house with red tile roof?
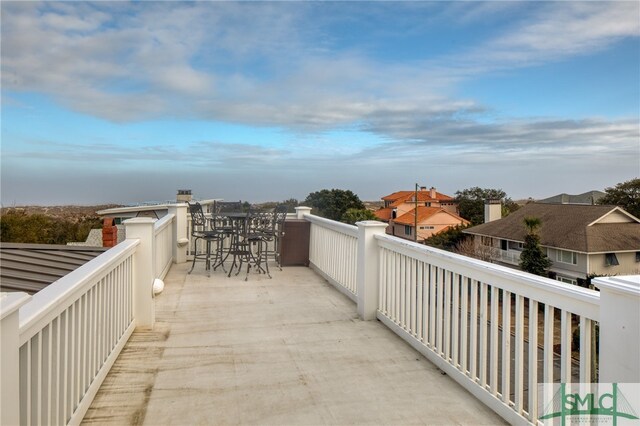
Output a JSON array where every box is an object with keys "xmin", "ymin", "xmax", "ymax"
[
  {"xmin": 389, "ymin": 206, "xmax": 469, "ymax": 242},
  {"xmin": 374, "ymin": 187, "xmax": 467, "ymax": 242}
]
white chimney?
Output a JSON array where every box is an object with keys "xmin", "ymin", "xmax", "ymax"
[
  {"xmin": 484, "ymin": 199, "xmax": 502, "ymax": 223},
  {"xmin": 429, "ymin": 187, "xmax": 436, "ymax": 198},
  {"xmin": 177, "ymin": 189, "xmax": 192, "ymax": 203}
]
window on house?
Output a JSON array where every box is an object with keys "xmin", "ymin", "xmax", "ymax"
[
  {"xmin": 419, "ymin": 226, "xmax": 435, "ymax": 230},
  {"xmin": 605, "ymin": 253, "xmax": 619, "ymax": 266},
  {"xmin": 481, "ymin": 236, "xmax": 493, "ymax": 246},
  {"xmin": 425, "ymin": 202, "xmax": 431, "ymax": 207},
  {"xmin": 404, "ymin": 225, "xmax": 412, "ymax": 236},
  {"xmin": 508, "ymin": 241, "xmax": 524, "ymax": 251},
  {"xmin": 556, "ymin": 249, "xmax": 577, "ymax": 265},
  {"xmin": 636, "ymin": 252, "xmax": 640, "ymax": 262},
  {"xmin": 557, "ymin": 276, "xmax": 577, "ymax": 285},
  {"xmin": 500, "ymin": 240, "xmax": 508, "ymax": 251}
]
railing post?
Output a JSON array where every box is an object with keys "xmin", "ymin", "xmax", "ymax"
[
  {"xmin": 295, "ymin": 206, "xmax": 312, "ymax": 219},
  {"xmin": 594, "ymin": 275, "xmax": 640, "ymax": 383},
  {"xmin": 125, "ymin": 218, "xmax": 156, "ymax": 328},
  {"xmin": 167, "ymin": 203, "xmax": 188, "ymax": 264},
  {"xmin": 1, "ymin": 292, "xmax": 31, "ymax": 425},
  {"xmin": 356, "ymin": 220, "xmax": 388, "ymax": 320}
]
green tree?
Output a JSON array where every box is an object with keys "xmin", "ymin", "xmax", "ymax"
[
  {"xmin": 341, "ymin": 208, "xmax": 376, "ymax": 225},
  {"xmin": 303, "ymin": 189, "xmax": 364, "ymax": 221},
  {"xmin": 519, "ymin": 217, "xmax": 552, "ymax": 277},
  {"xmin": 424, "ymin": 224, "xmax": 471, "ymax": 251},
  {"xmin": 455, "ymin": 187, "xmax": 520, "ymax": 225},
  {"xmin": 0, "ymin": 210, "xmax": 102, "ymax": 244},
  {"xmin": 598, "ymin": 178, "xmax": 640, "ymax": 218}
]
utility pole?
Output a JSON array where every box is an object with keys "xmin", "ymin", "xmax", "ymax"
[{"xmin": 414, "ymin": 183, "xmax": 419, "ymax": 242}]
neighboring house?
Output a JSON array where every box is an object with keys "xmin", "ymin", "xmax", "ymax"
[
  {"xmin": 390, "ymin": 206, "xmax": 470, "ymax": 242},
  {"xmin": 463, "ymin": 203, "xmax": 640, "ymax": 285},
  {"xmin": 374, "ymin": 187, "xmax": 465, "ymax": 241},
  {"xmin": 538, "ymin": 190, "xmax": 605, "ymax": 205},
  {"xmin": 375, "ymin": 186, "xmax": 458, "ymax": 221}
]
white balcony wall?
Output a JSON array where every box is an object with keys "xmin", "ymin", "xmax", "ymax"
[
  {"xmin": 153, "ymin": 214, "xmax": 174, "ymax": 280},
  {"xmin": 374, "ymin": 234, "xmax": 600, "ymax": 424},
  {"xmin": 0, "ymin": 207, "xmax": 186, "ymax": 425},
  {"xmin": 306, "ymin": 215, "xmax": 359, "ymax": 301},
  {"xmin": 17, "ymin": 240, "xmax": 139, "ymax": 425},
  {"xmin": 301, "ymin": 211, "xmax": 638, "ymax": 425}
]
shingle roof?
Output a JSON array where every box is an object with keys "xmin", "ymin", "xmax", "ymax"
[
  {"xmin": 463, "ymin": 203, "xmax": 640, "ymax": 253},
  {"xmin": 538, "ymin": 190, "xmax": 605, "ymax": 205},
  {"xmin": 0, "ymin": 243, "xmax": 107, "ymax": 294},
  {"xmin": 394, "ymin": 206, "xmax": 468, "ymax": 226}
]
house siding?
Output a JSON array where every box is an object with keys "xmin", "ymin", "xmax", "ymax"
[{"xmin": 589, "ymin": 252, "xmax": 640, "ymax": 276}]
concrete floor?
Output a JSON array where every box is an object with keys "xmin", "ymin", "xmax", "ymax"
[{"xmin": 83, "ymin": 262, "xmax": 504, "ymax": 425}]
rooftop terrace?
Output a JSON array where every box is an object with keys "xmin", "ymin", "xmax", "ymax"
[
  {"xmin": 83, "ymin": 263, "xmax": 502, "ymax": 425},
  {"xmin": 1, "ymin": 205, "xmax": 638, "ymax": 425}
]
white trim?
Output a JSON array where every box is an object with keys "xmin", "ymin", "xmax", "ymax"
[{"xmin": 587, "ymin": 206, "xmax": 640, "ymax": 226}]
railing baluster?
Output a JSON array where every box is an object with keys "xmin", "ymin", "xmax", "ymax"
[
  {"xmin": 514, "ymin": 295, "xmax": 524, "ymax": 414},
  {"xmin": 579, "ymin": 317, "xmax": 592, "ymax": 384},
  {"xmin": 416, "ymin": 261, "xmax": 424, "ymax": 341},
  {"xmin": 560, "ymin": 310, "xmax": 572, "ymax": 384},
  {"xmin": 444, "ymin": 271, "xmax": 452, "ymax": 361},
  {"xmin": 436, "ymin": 267, "xmax": 444, "ymax": 355},
  {"xmin": 528, "ymin": 298, "xmax": 539, "ymax": 422},
  {"xmin": 469, "ymin": 279, "xmax": 478, "ymax": 380},
  {"xmin": 479, "ymin": 282, "xmax": 488, "ymax": 387},
  {"xmin": 460, "ymin": 277, "xmax": 469, "ymax": 373},
  {"xmin": 429, "ymin": 265, "xmax": 437, "ymax": 348},
  {"xmin": 501, "ymin": 290, "xmax": 512, "ymax": 404},
  {"xmin": 37, "ymin": 330, "xmax": 43, "ymax": 425},
  {"xmin": 452, "ymin": 273, "xmax": 460, "ymax": 368},
  {"xmin": 489, "ymin": 286, "xmax": 499, "ymax": 395},
  {"xmin": 410, "ymin": 258, "xmax": 416, "ymax": 335}
]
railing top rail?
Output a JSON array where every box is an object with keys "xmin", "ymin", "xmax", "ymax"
[
  {"xmin": 18, "ymin": 239, "xmax": 140, "ymax": 345},
  {"xmin": 375, "ymin": 233, "xmax": 600, "ymax": 320},
  {"xmin": 154, "ymin": 213, "xmax": 175, "ymax": 235},
  {"xmin": 304, "ymin": 214, "xmax": 358, "ymax": 238}
]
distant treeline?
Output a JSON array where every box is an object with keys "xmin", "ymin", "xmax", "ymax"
[{"xmin": 0, "ymin": 210, "xmax": 103, "ymax": 245}]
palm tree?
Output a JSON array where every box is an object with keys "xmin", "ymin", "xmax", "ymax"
[{"xmin": 519, "ymin": 216, "xmax": 551, "ymax": 276}]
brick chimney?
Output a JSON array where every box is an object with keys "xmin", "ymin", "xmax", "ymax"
[
  {"xmin": 177, "ymin": 189, "xmax": 192, "ymax": 203},
  {"xmin": 102, "ymin": 218, "xmax": 118, "ymax": 247},
  {"xmin": 484, "ymin": 199, "xmax": 502, "ymax": 223}
]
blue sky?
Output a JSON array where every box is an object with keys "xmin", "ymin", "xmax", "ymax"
[{"xmin": 1, "ymin": 1, "xmax": 639, "ymax": 205}]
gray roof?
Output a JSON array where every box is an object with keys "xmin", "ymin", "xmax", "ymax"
[
  {"xmin": 0, "ymin": 243, "xmax": 107, "ymax": 294},
  {"xmin": 538, "ymin": 190, "xmax": 605, "ymax": 205},
  {"xmin": 464, "ymin": 203, "xmax": 640, "ymax": 253}
]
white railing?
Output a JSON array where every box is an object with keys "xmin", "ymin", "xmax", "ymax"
[
  {"xmin": 306, "ymin": 215, "xmax": 359, "ymax": 300},
  {"xmin": 499, "ymin": 249, "xmax": 521, "ymax": 265},
  {"xmin": 1, "ymin": 206, "xmax": 188, "ymax": 425},
  {"xmin": 300, "ymin": 212, "xmax": 639, "ymax": 425},
  {"xmin": 154, "ymin": 214, "xmax": 174, "ymax": 280},
  {"xmin": 17, "ymin": 240, "xmax": 139, "ymax": 425},
  {"xmin": 375, "ymin": 234, "xmax": 599, "ymax": 424}
]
